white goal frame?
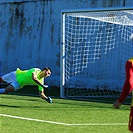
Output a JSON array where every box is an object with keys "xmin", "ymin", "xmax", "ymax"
[{"xmin": 60, "ymin": 7, "xmax": 133, "ymax": 98}]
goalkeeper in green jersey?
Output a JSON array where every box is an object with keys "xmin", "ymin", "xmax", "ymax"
[{"xmin": 0, "ymin": 67, "xmax": 52, "ymax": 103}]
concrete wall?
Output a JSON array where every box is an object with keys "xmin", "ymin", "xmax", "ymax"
[{"xmin": 0, "ymin": 0, "xmax": 132, "ymax": 86}]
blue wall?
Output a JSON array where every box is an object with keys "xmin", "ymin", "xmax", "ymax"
[{"xmin": 0, "ymin": 0, "xmax": 133, "ymax": 86}]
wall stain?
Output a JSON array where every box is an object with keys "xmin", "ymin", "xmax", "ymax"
[
  {"xmin": 50, "ymin": 23, "xmax": 54, "ymax": 43},
  {"xmin": 56, "ymin": 53, "xmax": 60, "ymax": 67},
  {"xmin": 123, "ymin": 0, "xmax": 126, "ymax": 6}
]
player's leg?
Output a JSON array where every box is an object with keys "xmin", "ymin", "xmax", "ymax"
[
  {"xmin": 0, "ymin": 71, "xmax": 17, "ymax": 93},
  {"xmin": 0, "ymin": 81, "xmax": 21, "ymax": 94},
  {"xmin": 0, "ymin": 77, "xmax": 4, "ymax": 82},
  {"xmin": 0, "ymin": 85, "xmax": 14, "ymax": 93},
  {"xmin": 1, "ymin": 71, "xmax": 16, "ymax": 83},
  {"xmin": 0, "ymin": 77, "xmax": 8, "ymax": 93},
  {"xmin": 128, "ymin": 62, "xmax": 133, "ymax": 132},
  {"xmin": 0, "ymin": 88, "xmax": 6, "ymax": 93},
  {"xmin": 129, "ymin": 105, "xmax": 133, "ymax": 132}
]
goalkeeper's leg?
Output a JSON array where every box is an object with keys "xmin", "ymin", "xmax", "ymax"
[
  {"xmin": 1, "ymin": 71, "xmax": 16, "ymax": 83},
  {"xmin": 0, "ymin": 77, "xmax": 3, "ymax": 82},
  {"xmin": 0, "ymin": 82, "xmax": 21, "ymax": 94}
]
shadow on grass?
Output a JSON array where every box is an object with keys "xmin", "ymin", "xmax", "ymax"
[
  {"xmin": 0, "ymin": 104, "xmax": 20, "ymax": 108},
  {"xmin": 0, "ymin": 103, "xmax": 45, "ymax": 110},
  {"xmin": 0, "ymin": 94, "xmax": 130, "ymax": 111},
  {"xmin": 54, "ymin": 99, "xmax": 130, "ymax": 110},
  {"xmin": 0, "ymin": 94, "xmax": 40, "ymax": 102}
]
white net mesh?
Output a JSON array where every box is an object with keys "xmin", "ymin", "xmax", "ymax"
[{"xmin": 61, "ymin": 9, "xmax": 133, "ymax": 98}]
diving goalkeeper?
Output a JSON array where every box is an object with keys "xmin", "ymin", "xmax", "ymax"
[{"xmin": 0, "ymin": 67, "xmax": 52, "ymax": 103}]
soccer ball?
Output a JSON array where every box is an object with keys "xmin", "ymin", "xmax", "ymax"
[{"xmin": 130, "ymin": 34, "xmax": 133, "ymax": 42}]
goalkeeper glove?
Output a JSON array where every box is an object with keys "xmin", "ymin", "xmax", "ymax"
[
  {"xmin": 42, "ymin": 84, "xmax": 50, "ymax": 90},
  {"xmin": 46, "ymin": 97, "xmax": 52, "ymax": 103}
]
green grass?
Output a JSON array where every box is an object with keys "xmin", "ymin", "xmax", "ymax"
[{"xmin": 0, "ymin": 94, "xmax": 131, "ymax": 133}]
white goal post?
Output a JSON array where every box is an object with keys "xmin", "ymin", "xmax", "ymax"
[{"xmin": 60, "ymin": 7, "xmax": 133, "ymax": 98}]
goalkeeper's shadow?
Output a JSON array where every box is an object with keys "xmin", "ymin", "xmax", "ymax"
[{"xmin": 55, "ymin": 98, "xmax": 130, "ymax": 110}]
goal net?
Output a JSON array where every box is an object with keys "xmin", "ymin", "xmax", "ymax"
[{"xmin": 60, "ymin": 8, "xmax": 133, "ymax": 98}]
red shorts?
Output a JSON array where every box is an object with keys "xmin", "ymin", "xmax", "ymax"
[{"xmin": 129, "ymin": 106, "xmax": 133, "ymax": 132}]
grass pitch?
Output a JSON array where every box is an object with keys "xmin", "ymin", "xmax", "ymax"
[{"xmin": 0, "ymin": 94, "xmax": 131, "ymax": 133}]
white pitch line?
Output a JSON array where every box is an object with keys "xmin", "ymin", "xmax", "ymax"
[{"xmin": 0, "ymin": 114, "xmax": 128, "ymax": 126}]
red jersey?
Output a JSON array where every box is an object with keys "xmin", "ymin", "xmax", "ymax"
[{"xmin": 118, "ymin": 57, "xmax": 133, "ymax": 103}]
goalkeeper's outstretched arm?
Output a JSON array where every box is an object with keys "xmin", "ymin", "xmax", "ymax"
[
  {"xmin": 39, "ymin": 90, "xmax": 52, "ymax": 103},
  {"xmin": 39, "ymin": 90, "xmax": 47, "ymax": 100},
  {"xmin": 32, "ymin": 73, "xmax": 45, "ymax": 88}
]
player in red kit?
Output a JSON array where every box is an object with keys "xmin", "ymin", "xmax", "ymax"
[{"xmin": 113, "ymin": 57, "xmax": 133, "ymax": 132}]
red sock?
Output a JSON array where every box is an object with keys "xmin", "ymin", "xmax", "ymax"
[{"xmin": 0, "ymin": 77, "xmax": 3, "ymax": 82}]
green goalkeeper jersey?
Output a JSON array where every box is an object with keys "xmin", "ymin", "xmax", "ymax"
[{"xmin": 16, "ymin": 68, "xmax": 44, "ymax": 91}]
